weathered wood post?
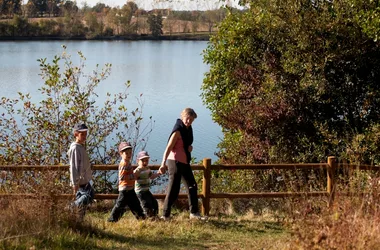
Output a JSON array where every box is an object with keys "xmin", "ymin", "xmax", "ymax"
[
  {"xmin": 327, "ymin": 156, "xmax": 336, "ymax": 208},
  {"xmin": 202, "ymin": 158, "xmax": 211, "ymax": 216}
]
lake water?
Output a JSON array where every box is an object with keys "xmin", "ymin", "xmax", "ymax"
[{"xmin": 0, "ymin": 40, "xmax": 222, "ymax": 163}]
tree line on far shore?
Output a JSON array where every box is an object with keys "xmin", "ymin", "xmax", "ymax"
[{"xmin": 0, "ymin": 0, "xmax": 241, "ymax": 38}]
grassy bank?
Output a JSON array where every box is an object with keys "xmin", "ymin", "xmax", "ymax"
[
  {"xmin": 4, "ymin": 189, "xmax": 380, "ymax": 249},
  {"xmin": 0, "ymin": 200, "xmax": 288, "ymax": 250}
]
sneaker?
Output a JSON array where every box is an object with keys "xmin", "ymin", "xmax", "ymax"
[
  {"xmin": 160, "ymin": 216, "xmax": 170, "ymax": 221},
  {"xmin": 107, "ymin": 218, "xmax": 116, "ymax": 223},
  {"xmin": 189, "ymin": 212, "xmax": 207, "ymax": 221},
  {"xmin": 148, "ymin": 215, "xmax": 159, "ymax": 221}
]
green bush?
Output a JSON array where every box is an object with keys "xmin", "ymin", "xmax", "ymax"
[{"xmin": 0, "ymin": 46, "xmax": 153, "ymax": 193}]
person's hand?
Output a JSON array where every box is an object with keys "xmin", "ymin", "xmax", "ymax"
[
  {"xmin": 158, "ymin": 164, "xmax": 167, "ymax": 175},
  {"xmin": 188, "ymin": 145, "xmax": 193, "ymax": 152},
  {"xmin": 158, "ymin": 166, "xmax": 165, "ymax": 175}
]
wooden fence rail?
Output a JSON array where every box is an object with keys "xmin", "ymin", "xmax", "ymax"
[{"xmin": 1, "ymin": 156, "xmax": 379, "ymax": 215}]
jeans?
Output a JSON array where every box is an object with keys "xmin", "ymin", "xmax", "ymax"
[
  {"xmin": 162, "ymin": 160, "xmax": 199, "ymax": 217},
  {"xmin": 74, "ymin": 183, "xmax": 95, "ymax": 208},
  {"xmin": 72, "ymin": 183, "xmax": 94, "ymax": 218},
  {"xmin": 108, "ymin": 189, "xmax": 145, "ymax": 222},
  {"xmin": 136, "ymin": 190, "xmax": 158, "ymax": 217}
]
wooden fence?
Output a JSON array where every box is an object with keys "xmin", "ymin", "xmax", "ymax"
[{"xmin": 1, "ymin": 156, "xmax": 380, "ymax": 215}]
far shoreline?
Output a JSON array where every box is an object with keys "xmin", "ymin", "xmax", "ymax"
[{"xmin": 0, "ymin": 33, "xmax": 211, "ymax": 41}]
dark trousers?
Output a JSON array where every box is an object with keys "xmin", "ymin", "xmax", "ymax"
[
  {"xmin": 108, "ymin": 189, "xmax": 145, "ymax": 222},
  {"xmin": 162, "ymin": 160, "xmax": 199, "ymax": 217},
  {"xmin": 137, "ymin": 190, "xmax": 158, "ymax": 217}
]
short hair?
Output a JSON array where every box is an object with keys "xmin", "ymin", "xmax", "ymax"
[{"xmin": 181, "ymin": 108, "xmax": 197, "ymax": 119}]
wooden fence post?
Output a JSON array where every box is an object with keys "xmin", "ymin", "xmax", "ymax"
[
  {"xmin": 202, "ymin": 158, "xmax": 211, "ymax": 216},
  {"xmin": 327, "ymin": 156, "xmax": 336, "ymax": 208}
]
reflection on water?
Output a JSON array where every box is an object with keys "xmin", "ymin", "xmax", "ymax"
[{"xmin": 0, "ymin": 40, "xmax": 222, "ymax": 163}]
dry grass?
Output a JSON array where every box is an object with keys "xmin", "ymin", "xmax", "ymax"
[
  {"xmin": 4, "ymin": 170, "xmax": 380, "ymax": 249},
  {"xmin": 5, "ymin": 189, "xmax": 380, "ymax": 249},
  {"xmin": 4, "ymin": 194, "xmax": 380, "ymax": 250},
  {"xmin": 284, "ymin": 191, "xmax": 380, "ymax": 249},
  {"xmin": 0, "ymin": 197, "xmax": 288, "ymax": 250}
]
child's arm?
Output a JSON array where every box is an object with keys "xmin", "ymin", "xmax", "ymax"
[
  {"xmin": 150, "ymin": 171, "xmax": 160, "ymax": 179},
  {"xmin": 133, "ymin": 167, "xmax": 141, "ymax": 179}
]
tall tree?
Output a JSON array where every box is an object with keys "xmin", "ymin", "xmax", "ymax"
[
  {"xmin": 25, "ymin": 0, "xmax": 38, "ymax": 17},
  {"xmin": 29, "ymin": 0, "xmax": 47, "ymax": 16},
  {"xmin": 147, "ymin": 14, "xmax": 163, "ymax": 37},
  {"xmin": 84, "ymin": 11, "xmax": 103, "ymax": 38},
  {"xmin": 11, "ymin": 15, "xmax": 29, "ymax": 36},
  {"xmin": 46, "ymin": 0, "xmax": 60, "ymax": 16},
  {"xmin": 120, "ymin": 2, "xmax": 135, "ymax": 34},
  {"xmin": 0, "ymin": 0, "xmax": 22, "ymax": 16},
  {"xmin": 63, "ymin": 14, "xmax": 85, "ymax": 36},
  {"xmin": 61, "ymin": 0, "xmax": 78, "ymax": 14},
  {"xmin": 105, "ymin": 8, "xmax": 119, "ymax": 35},
  {"xmin": 92, "ymin": 2, "xmax": 109, "ymax": 13},
  {"xmin": 105, "ymin": 4, "xmax": 135, "ymax": 36},
  {"xmin": 202, "ymin": 0, "xmax": 380, "ymax": 165},
  {"xmin": 201, "ymin": 9, "xmax": 219, "ymax": 33},
  {"xmin": 126, "ymin": 0, "xmax": 138, "ymax": 15}
]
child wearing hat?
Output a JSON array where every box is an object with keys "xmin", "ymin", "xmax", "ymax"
[
  {"xmin": 133, "ymin": 151, "xmax": 160, "ymax": 218},
  {"xmin": 107, "ymin": 142, "xmax": 145, "ymax": 222},
  {"xmin": 68, "ymin": 123, "xmax": 94, "ymax": 220}
]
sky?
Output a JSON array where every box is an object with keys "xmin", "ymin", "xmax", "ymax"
[{"xmin": 79, "ymin": 0, "xmax": 245, "ymax": 10}]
